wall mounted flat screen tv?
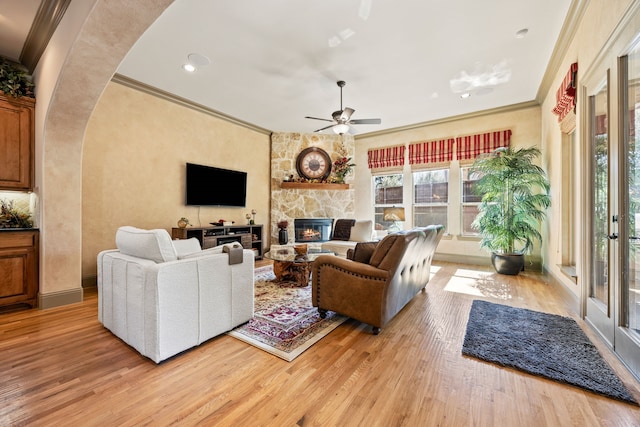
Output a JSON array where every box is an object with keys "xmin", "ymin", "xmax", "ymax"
[{"xmin": 186, "ymin": 162, "xmax": 247, "ymax": 207}]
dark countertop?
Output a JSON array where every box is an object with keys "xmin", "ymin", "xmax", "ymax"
[{"xmin": 0, "ymin": 228, "xmax": 39, "ymax": 231}]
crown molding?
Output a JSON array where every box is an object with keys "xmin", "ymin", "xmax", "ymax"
[
  {"xmin": 535, "ymin": 0, "xmax": 589, "ymax": 104},
  {"xmin": 355, "ymin": 100, "xmax": 540, "ymax": 139},
  {"xmin": 111, "ymin": 74, "xmax": 272, "ymax": 135},
  {"xmin": 20, "ymin": 0, "xmax": 72, "ymax": 72}
]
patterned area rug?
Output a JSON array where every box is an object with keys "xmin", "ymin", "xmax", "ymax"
[
  {"xmin": 227, "ymin": 266, "xmax": 347, "ymax": 361},
  {"xmin": 462, "ymin": 300, "xmax": 638, "ymax": 405}
]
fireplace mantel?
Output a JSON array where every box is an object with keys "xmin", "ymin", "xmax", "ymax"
[{"xmin": 281, "ymin": 182, "xmax": 349, "ymax": 190}]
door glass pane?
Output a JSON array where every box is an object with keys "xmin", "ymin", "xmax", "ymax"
[
  {"xmin": 591, "ymin": 81, "xmax": 609, "ymax": 307},
  {"xmin": 625, "ymin": 51, "xmax": 640, "ymax": 334}
]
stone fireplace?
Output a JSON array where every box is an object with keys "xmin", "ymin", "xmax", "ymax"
[
  {"xmin": 270, "ymin": 132, "xmax": 355, "ymax": 245},
  {"xmin": 294, "ymin": 218, "xmax": 333, "ymax": 243}
]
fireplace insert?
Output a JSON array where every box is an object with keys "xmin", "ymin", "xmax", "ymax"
[{"xmin": 294, "ymin": 218, "xmax": 334, "ymax": 243}]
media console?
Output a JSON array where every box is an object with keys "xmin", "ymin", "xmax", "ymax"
[{"xmin": 171, "ymin": 224, "xmax": 263, "ymax": 259}]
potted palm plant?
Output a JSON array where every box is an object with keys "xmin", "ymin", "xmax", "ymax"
[{"xmin": 470, "ymin": 146, "xmax": 550, "ymax": 275}]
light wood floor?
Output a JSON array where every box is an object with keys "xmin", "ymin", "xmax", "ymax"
[{"xmin": 1, "ymin": 261, "xmax": 639, "ymax": 426}]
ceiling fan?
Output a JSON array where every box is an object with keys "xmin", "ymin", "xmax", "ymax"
[{"xmin": 305, "ymin": 80, "xmax": 381, "ymax": 134}]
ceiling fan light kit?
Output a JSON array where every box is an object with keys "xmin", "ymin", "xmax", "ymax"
[
  {"xmin": 305, "ymin": 80, "xmax": 381, "ymax": 134},
  {"xmin": 332, "ymin": 124, "xmax": 350, "ymax": 134}
]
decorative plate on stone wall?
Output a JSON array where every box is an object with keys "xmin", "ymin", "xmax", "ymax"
[{"xmin": 295, "ymin": 147, "xmax": 332, "ymax": 181}]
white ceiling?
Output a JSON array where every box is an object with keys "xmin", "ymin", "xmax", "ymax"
[{"xmin": 1, "ymin": 0, "xmax": 573, "ymax": 135}]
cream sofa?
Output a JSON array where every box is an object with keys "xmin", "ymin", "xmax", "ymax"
[
  {"xmin": 98, "ymin": 226, "xmax": 254, "ymax": 363},
  {"xmin": 321, "ymin": 219, "xmax": 375, "ymax": 257}
]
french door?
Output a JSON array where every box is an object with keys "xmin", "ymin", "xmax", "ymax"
[
  {"xmin": 586, "ymin": 74, "xmax": 615, "ymax": 345},
  {"xmin": 585, "ymin": 30, "xmax": 640, "ymax": 380}
]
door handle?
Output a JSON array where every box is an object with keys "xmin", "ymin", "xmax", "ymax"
[
  {"xmin": 630, "ymin": 236, "xmax": 640, "ymax": 240},
  {"xmin": 608, "ymin": 233, "xmax": 618, "ymax": 240}
]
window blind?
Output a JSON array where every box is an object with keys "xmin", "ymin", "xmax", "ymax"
[
  {"xmin": 367, "ymin": 145, "xmax": 405, "ymax": 169},
  {"xmin": 408, "ymin": 138, "xmax": 454, "ymax": 166},
  {"xmin": 455, "ymin": 129, "xmax": 512, "ymax": 161},
  {"xmin": 552, "ymin": 62, "xmax": 578, "ymax": 122}
]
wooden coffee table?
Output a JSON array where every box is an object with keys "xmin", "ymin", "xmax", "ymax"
[{"xmin": 264, "ymin": 247, "xmax": 334, "ymax": 286}]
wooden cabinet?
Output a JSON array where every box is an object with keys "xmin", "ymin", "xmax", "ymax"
[
  {"xmin": 0, "ymin": 230, "xmax": 39, "ymax": 309},
  {"xmin": 0, "ymin": 93, "xmax": 35, "ymax": 191},
  {"xmin": 172, "ymin": 224, "xmax": 263, "ymax": 259}
]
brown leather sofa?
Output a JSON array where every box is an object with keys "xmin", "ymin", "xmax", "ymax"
[{"xmin": 311, "ymin": 225, "xmax": 444, "ymax": 334}]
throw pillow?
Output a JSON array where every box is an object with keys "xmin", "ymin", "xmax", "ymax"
[
  {"xmin": 178, "ymin": 242, "xmax": 242, "ymax": 260},
  {"xmin": 332, "ymin": 219, "xmax": 355, "ymax": 241},
  {"xmin": 116, "ymin": 226, "xmax": 177, "ymax": 263},
  {"xmin": 349, "ymin": 220, "xmax": 374, "ymax": 242},
  {"xmin": 172, "ymin": 238, "xmax": 202, "ymax": 257},
  {"xmin": 350, "ymin": 241, "xmax": 378, "ymax": 264},
  {"xmin": 368, "ymin": 233, "xmax": 399, "ymax": 268}
]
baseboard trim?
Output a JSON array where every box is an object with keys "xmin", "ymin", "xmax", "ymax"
[
  {"xmin": 434, "ymin": 253, "xmax": 544, "ymax": 272},
  {"xmin": 434, "ymin": 253, "xmax": 491, "ymax": 266},
  {"xmin": 82, "ymin": 275, "xmax": 97, "ymax": 288},
  {"xmin": 543, "ymin": 266, "xmax": 580, "ymax": 315},
  {"xmin": 39, "ymin": 288, "xmax": 83, "ymax": 309}
]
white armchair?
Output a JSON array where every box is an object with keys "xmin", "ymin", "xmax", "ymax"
[{"xmin": 98, "ymin": 226, "xmax": 254, "ymax": 363}]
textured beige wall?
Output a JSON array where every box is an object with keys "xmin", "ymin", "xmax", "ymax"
[
  {"xmin": 82, "ymin": 82, "xmax": 270, "ymax": 279},
  {"xmin": 355, "ymin": 105, "xmax": 542, "ymax": 263},
  {"xmin": 31, "ymin": 0, "xmax": 172, "ymax": 302},
  {"xmin": 540, "ymin": 0, "xmax": 634, "ymax": 298}
]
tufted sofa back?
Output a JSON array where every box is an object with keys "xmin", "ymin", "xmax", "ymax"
[{"xmin": 369, "ymin": 225, "xmax": 444, "ymax": 320}]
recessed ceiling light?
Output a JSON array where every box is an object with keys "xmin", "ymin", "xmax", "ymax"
[
  {"xmin": 460, "ymin": 92, "xmax": 471, "ymax": 99},
  {"xmin": 515, "ymin": 28, "xmax": 529, "ymax": 39},
  {"xmin": 182, "ymin": 63, "xmax": 196, "ymax": 72}
]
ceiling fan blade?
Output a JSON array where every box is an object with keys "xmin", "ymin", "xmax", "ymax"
[
  {"xmin": 313, "ymin": 124, "xmax": 334, "ymax": 132},
  {"xmin": 349, "ymin": 118, "xmax": 381, "ymax": 125},
  {"xmin": 305, "ymin": 116, "xmax": 334, "ymax": 123},
  {"xmin": 340, "ymin": 107, "xmax": 355, "ymax": 121}
]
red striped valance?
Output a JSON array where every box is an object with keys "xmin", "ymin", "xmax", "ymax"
[
  {"xmin": 552, "ymin": 62, "xmax": 578, "ymax": 122},
  {"xmin": 367, "ymin": 145, "xmax": 405, "ymax": 169},
  {"xmin": 409, "ymin": 139, "xmax": 454, "ymax": 165},
  {"xmin": 456, "ymin": 129, "xmax": 512, "ymax": 161}
]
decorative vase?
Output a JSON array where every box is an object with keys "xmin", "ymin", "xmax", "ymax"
[
  {"xmin": 278, "ymin": 229, "xmax": 288, "ymax": 245},
  {"xmin": 177, "ymin": 219, "xmax": 188, "ymax": 229}
]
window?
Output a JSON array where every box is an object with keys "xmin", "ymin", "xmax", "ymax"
[
  {"xmin": 373, "ymin": 174, "xmax": 403, "ymax": 231},
  {"xmin": 413, "ymin": 169, "xmax": 448, "ymax": 229},
  {"xmin": 461, "ymin": 167, "xmax": 482, "ymax": 235},
  {"xmin": 560, "ymin": 131, "xmax": 577, "ymax": 273}
]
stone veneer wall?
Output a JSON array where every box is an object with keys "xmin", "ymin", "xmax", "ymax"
[{"xmin": 270, "ymin": 132, "xmax": 356, "ymax": 245}]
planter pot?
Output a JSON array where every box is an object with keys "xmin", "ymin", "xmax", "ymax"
[
  {"xmin": 278, "ymin": 229, "xmax": 288, "ymax": 245},
  {"xmin": 491, "ymin": 253, "xmax": 525, "ymax": 275}
]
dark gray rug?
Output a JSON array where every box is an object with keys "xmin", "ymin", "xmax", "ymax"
[{"xmin": 462, "ymin": 300, "xmax": 638, "ymax": 405}]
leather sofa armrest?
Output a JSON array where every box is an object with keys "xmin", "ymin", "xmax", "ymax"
[{"xmin": 311, "ymin": 255, "xmax": 390, "ymax": 328}]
